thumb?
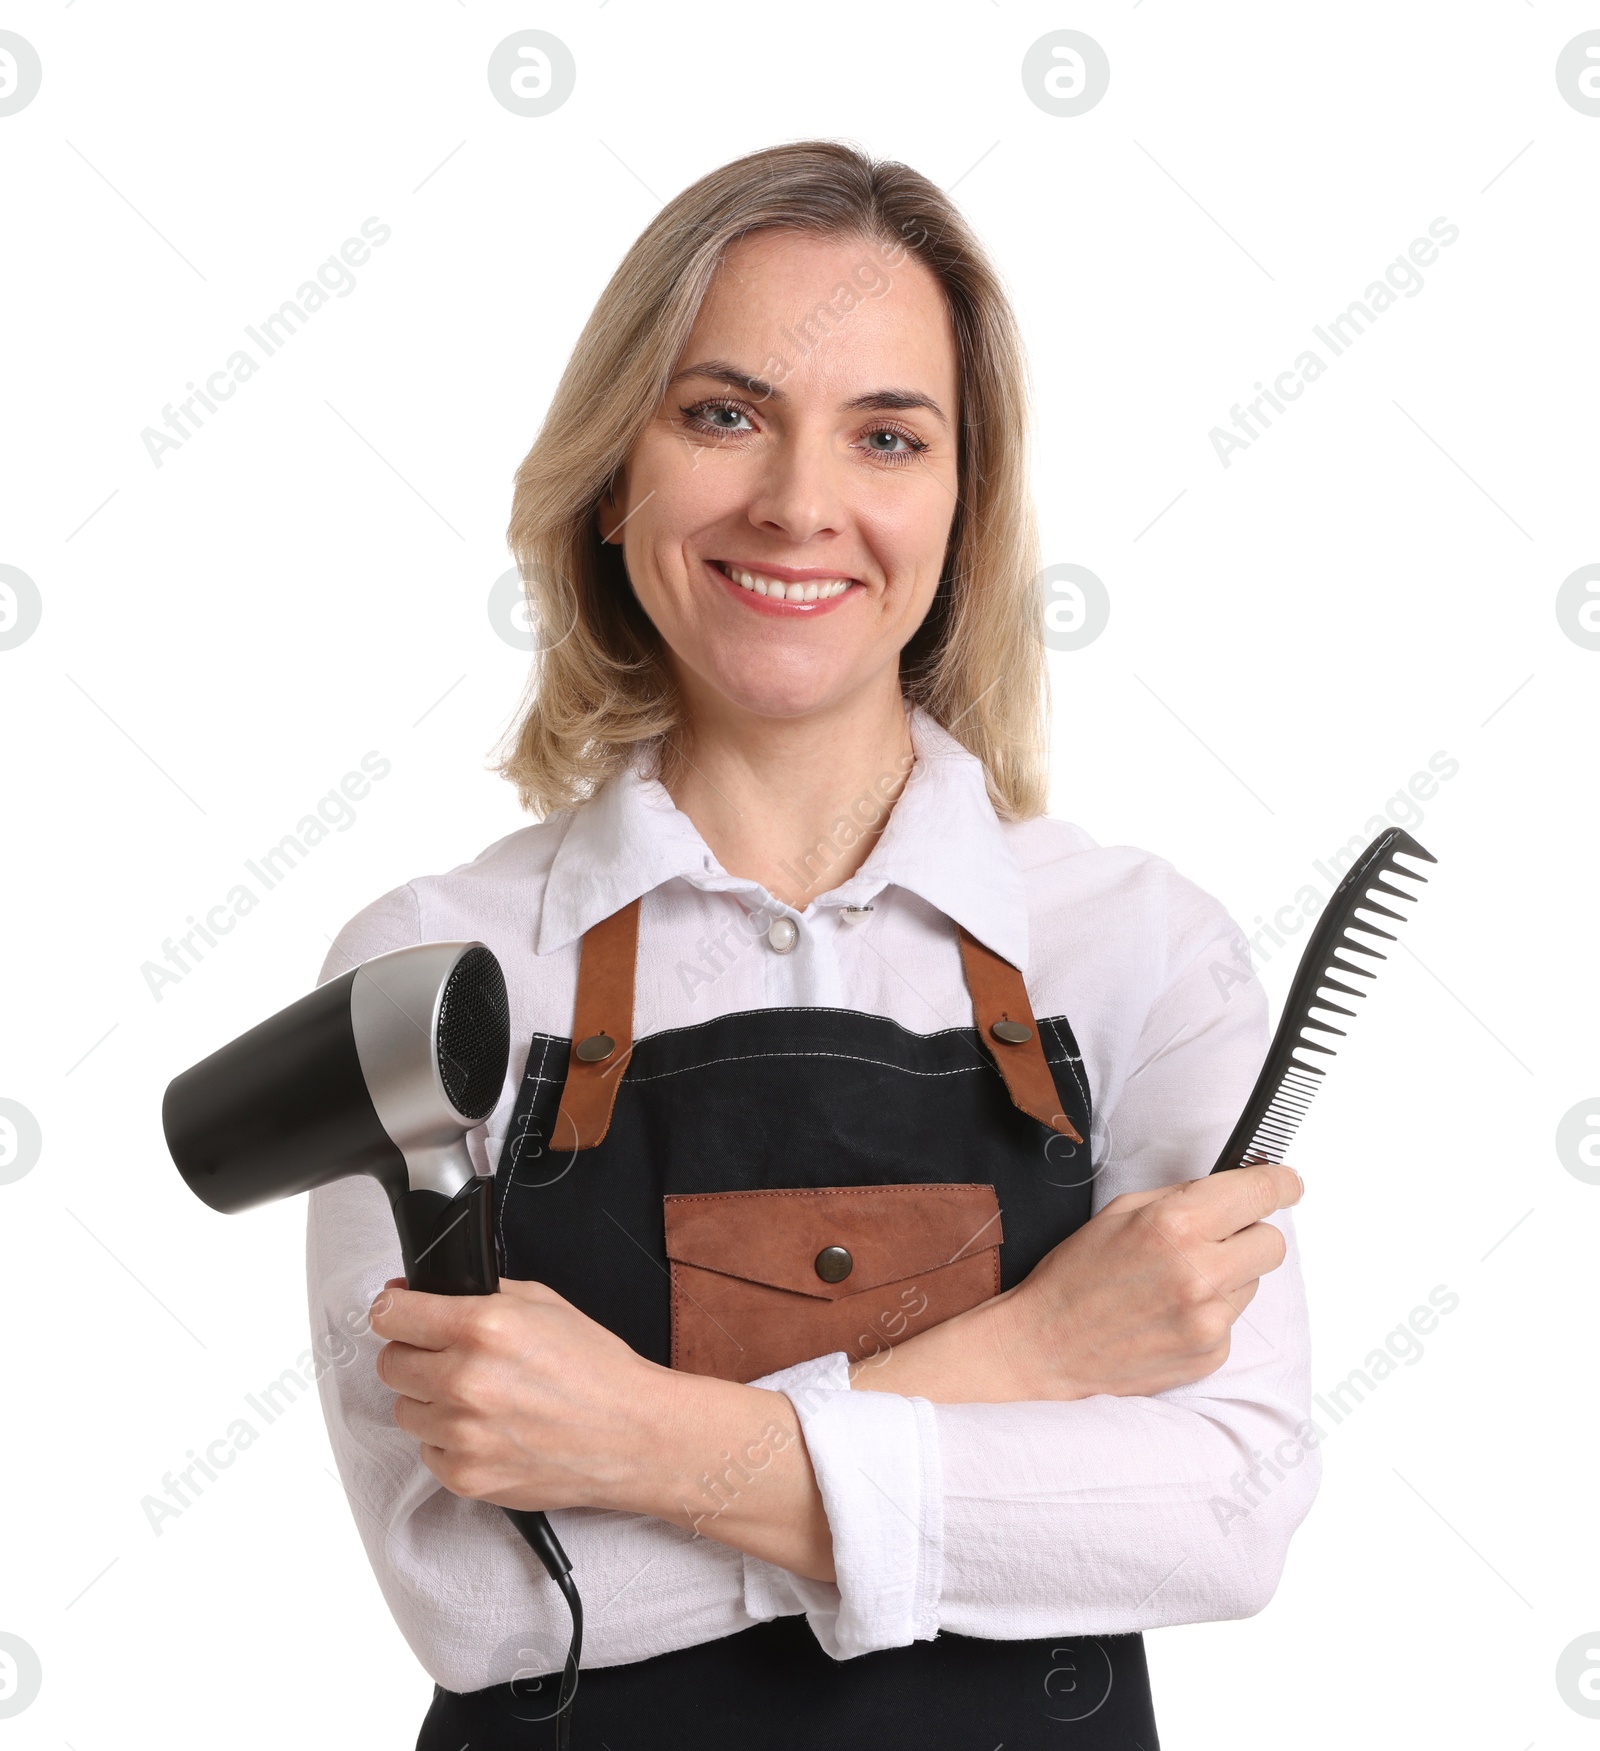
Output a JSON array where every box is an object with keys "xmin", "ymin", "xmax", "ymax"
[
  {"xmin": 496, "ymin": 1277, "xmax": 572, "ymax": 1310},
  {"xmin": 1110, "ymin": 1186, "xmax": 1168, "ymax": 1214}
]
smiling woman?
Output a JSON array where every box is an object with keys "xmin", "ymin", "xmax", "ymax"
[
  {"xmin": 308, "ymin": 139, "xmax": 1315, "ymax": 1751},
  {"xmin": 497, "ymin": 140, "xmax": 1046, "ymax": 827}
]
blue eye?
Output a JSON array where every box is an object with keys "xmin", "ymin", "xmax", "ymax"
[
  {"xmin": 858, "ymin": 426, "xmax": 928, "ymax": 465},
  {"xmin": 677, "ymin": 399, "xmax": 930, "ymax": 467},
  {"xmin": 681, "ymin": 399, "xmax": 752, "ymax": 434}
]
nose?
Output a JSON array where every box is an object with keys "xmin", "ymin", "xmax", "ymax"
[{"xmin": 741, "ymin": 427, "xmax": 849, "ymax": 546}]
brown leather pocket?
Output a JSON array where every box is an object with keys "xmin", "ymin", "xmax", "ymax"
[{"xmin": 663, "ymin": 1183, "xmax": 1003, "ymax": 1384}]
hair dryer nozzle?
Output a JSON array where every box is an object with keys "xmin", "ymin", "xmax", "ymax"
[
  {"xmin": 162, "ymin": 938, "xmax": 572, "ymax": 1618},
  {"xmin": 162, "ymin": 941, "xmax": 510, "ymax": 1225}
]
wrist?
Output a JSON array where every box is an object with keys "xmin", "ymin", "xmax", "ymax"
[
  {"xmin": 634, "ymin": 1374, "xmax": 835, "ymax": 1579},
  {"xmin": 570, "ymin": 1356, "xmax": 695, "ymax": 1518},
  {"xmin": 850, "ymin": 1290, "xmax": 1016, "ymax": 1400},
  {"xmin": 982, "ymin": 1282, "xmax": 1066, "ymax": 1400},
  {"xmin": 613, "ymin": 1366, "xmax": 792, "ymax": 1530},
  {"xmin": 850, "ymin": 1284, "xmax": 1085, "ymax": 1404}
]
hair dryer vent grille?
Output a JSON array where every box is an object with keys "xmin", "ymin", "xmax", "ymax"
[{"xmin": 436, "ymin": 945, "xmax": 510, "ymax": 1121}]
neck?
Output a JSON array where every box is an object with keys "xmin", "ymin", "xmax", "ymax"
[{"xmin": 660, "ymin": 678, "xmax": 917, "ymax": 911}]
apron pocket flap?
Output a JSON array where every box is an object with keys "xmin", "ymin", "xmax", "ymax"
[
  {"xmin": 662, "ymin": 1183, "xmax": 1002, "ymax": 1299},
  {"xmin": 664, "ymin": 1184, "xmax": 1003, "ymax": 1383}
]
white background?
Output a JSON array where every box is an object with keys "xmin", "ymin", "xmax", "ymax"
[{"xmin": 2, "ymin": 2, "xmax": 1595, "ymax": 1744}]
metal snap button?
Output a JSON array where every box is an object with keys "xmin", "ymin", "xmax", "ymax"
[
  {"xmin": 814, "ymin": 1245, "xmax": 853, "ymax": 1283},
  {"xmin": 575, "ymin": 1032, "xmax": 616, "ymax": 1062},
  {"xmin": 766, "ymin": 916, "xmax": 799, "ymax": 954},
  {"xmin": 991, "ymin": 1019, "xmax": 1033, "ymax": 1045}
]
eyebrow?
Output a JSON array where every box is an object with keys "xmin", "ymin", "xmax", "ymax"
[{"xmin": 666, "ymin": 358, "xmax": 948, "ymax": 427}]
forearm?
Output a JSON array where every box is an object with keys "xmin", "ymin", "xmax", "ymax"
[
  {"xmin": 934, "ymin": 1384, "xmax": 1320, "ymax": 1634},
  {"xmin": 623, "ymin": 1367, "xmax": 837, "ymax": 1582},
  {"xmin": 812, "ymin": 1213, "xmax": 1316, "ymax": 1646},
  {"xmin": 848, "ymin": 1286, "xmax": 1041, "ymax": 1403},
  {"xmin": 934, "ymin": 1228, "xmax": 1319, "ymax": 1634},
  {"xmin": 610, "ymin": 1282, "xmax": 1076, "ymax": 1594},
  {"xmin": 615, "ymin": 1289, "xmax": 1058, "ymax": 1578}
]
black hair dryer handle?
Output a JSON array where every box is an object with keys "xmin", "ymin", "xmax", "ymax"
[
  {"xmin": 389, "ymin": 1179, "xmax": 573, "ymax": 1586},
  {"xmin": 392, "ymin": 1179, "xmax": 501, "ymax": 1295}
]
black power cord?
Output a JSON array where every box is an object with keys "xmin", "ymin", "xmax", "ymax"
[
  {"xmin": 504, "ymin": 1508, "xmax": 582, "ymax": 1746},
  {"xmin": 551, "ymin": 1568, "xmax": 583, "ymax": 1751}
]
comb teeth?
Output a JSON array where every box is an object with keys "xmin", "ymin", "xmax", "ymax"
[
  {"xmin": 1348, "ymin": 918, "xmax": 1398, "ymax": 943},
  {"xmin": 1212, "ymin": 827, "xmax": 1437, "ymax": 1173}
]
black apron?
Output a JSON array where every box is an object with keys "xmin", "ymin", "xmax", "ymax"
[{"xmin": 418, "ymin": 898, "xmax": 1161, "ymax": 1750}]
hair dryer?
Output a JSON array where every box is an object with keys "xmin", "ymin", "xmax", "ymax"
[
  {"xmin": 164, "ymin": 940, "xmax": 513, "ymax": 1294},
  {"xmin": 162, "ymin": 941, "xmax": 580, "ymax": 1728}
]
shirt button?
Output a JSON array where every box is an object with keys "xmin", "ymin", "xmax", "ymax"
[{"xmin": 766, "ymin": 916, "xmax": 799, "ymax": 954}]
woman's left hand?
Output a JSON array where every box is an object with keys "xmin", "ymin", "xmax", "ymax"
[{"xmin": 369, "ymin": 1276, "xmax": 675, "ymax": 1515}]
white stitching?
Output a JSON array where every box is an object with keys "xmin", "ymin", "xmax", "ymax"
[
  {"xmin": 1043, "ymin": 1016, "xmax": 1093, "ymax": 1118},
  {"xmin": 499, "ymin": 1033, "xmax": 553, "ymax": 1220},
  {"xmin": 617, "ymin": 1004, "xmax": 983, "ymax": 1049},
  {"xmin": 623, "ymin": 1049, "xmax": 991, "ymax": 1085},
  {"xmin": 515, "ymin": 1007, "xmax": 1079, "ymax": 1054},
  {"xmin": 504, "ymin": 1015, "xmax": 1092, "ymax": 1111}
]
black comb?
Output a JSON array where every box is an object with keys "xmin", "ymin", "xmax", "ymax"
[{"xmin": 1211, "ymin": 826, "xmax": 1438, "ymax": 1174}]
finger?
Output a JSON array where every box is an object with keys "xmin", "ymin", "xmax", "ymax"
[
  {"xmin": 416, "ymin": 1439, "xmax": 481, "ymax": 1499},
  {"xmin": 1099, "ymin": 1187, "xmax": 1169, "ymax": 1218},
  {"xmin": 495, "ymin": 1278, "xmax": 570, "ymax": 1309},
  {"xmin": 376, "ymin": 1339, "xmax": 445, "ymax": 1401},
  {"xmin": 1166, "ymin": 1161, "xmax": 1304, "ymax": 1241},
  {"xmin": 1190, "ymin": 1274, "xmax": 1260, "ymax": 1336},
  {"xmin": 1229, "ymin": 1276, "xmax": 1261, "ymax": 1313},
  {"xmin": 392, "ymin": 1390, "xmax": 453, "ymax": 1447},
  {"xmin": 368, "ymin": 1284, "xmax": 481, "ymax": 1349},
  {"xmin": 1229, "ymin": 1160, "xmax": 1303, "ymax": 1215},
  {"xmin": 1212, "ymin": 1217, "xmax": 1289, "ymax": 1286}
]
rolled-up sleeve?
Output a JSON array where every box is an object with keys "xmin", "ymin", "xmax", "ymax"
[{"xmin": 741, "ymin": 1356, "xmax": 944, "ymax": 1658}]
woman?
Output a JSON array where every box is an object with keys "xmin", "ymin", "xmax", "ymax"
[{"xmin": 308, "ymin": 140, "xmax": 1316, "ymax": 1749}]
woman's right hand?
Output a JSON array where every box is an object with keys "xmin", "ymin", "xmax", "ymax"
[{"xmin": 851, "ymin": 1161, "xmax": 1303, "ymax": 1404}]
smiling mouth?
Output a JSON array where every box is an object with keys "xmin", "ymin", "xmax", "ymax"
[{"xmin": 711, "ymin": 560, "xmax": 859, "ymax": 604}]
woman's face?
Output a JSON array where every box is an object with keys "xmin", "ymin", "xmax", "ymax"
[{"xmin": 600, "ymin": 227, "xmax": 961, "ymax": 726}]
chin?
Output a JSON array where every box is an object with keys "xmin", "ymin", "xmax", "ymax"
[{"xmin": 694, "ymin": 655, "xmax": 858, "ymax": 723}]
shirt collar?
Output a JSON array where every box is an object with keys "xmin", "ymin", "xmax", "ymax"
[{"xmin": 535, "ymin": 703, "xmax": 1029, "ymax": 970}]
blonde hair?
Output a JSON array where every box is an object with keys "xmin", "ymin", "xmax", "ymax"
[{"xmin": 496, "ymin": 138, "xmax": 1048, "ymax": 819}]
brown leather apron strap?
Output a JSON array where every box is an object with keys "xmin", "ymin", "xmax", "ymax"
[
  {"xmin": 956, "ymin": 925, "xmax": 1085, "ymax": 1143},
  {"xmin": 552, "ymin": 896, "xmax": 1084, "ymax": 1151},
  {"xmin": 550, "ymin": 895, "xmax": 641, "ymax": 1153}
]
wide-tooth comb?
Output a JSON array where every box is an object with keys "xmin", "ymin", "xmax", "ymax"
[{"xmin": 1211, "ymin": 826, "xmax": 1438, "ymax": 1174}]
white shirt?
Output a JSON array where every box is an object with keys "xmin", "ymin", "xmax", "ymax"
[{"xmin": 306, "ymin": 704, "xmax": 1318, "ymax": 1693}]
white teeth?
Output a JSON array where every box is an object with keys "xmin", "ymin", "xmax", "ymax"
[{"xmin": 721, "ymin": 564, "xmax": 854, "ymax": 602}]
